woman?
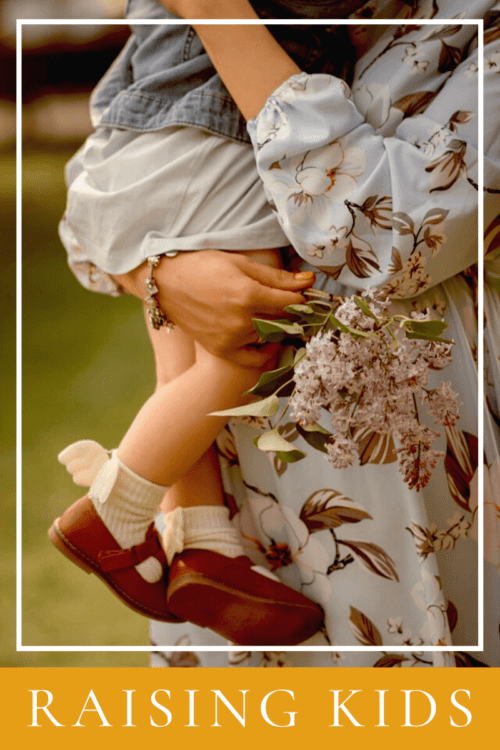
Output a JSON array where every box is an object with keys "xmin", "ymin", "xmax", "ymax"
[{"xmin": 146, "ymin": 0, "xmax": 500, "ymax": 668}]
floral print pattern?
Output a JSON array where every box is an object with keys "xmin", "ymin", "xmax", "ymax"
[
  {"xmin": 150, "ymin": 0, "xmax": 500, "ymax": 669},
  {"xmin": 233, "ymin": 496, "xmax": 332, "ymax": 605}
]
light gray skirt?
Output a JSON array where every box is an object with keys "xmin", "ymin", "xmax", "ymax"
[{"xmin": 59, "ymin": 124, "xmax": 289, "ymax": 296}]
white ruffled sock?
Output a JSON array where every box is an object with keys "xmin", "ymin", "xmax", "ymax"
[
  {"xmin": 58, "ymin": 441, "xmax": 168, "ymax": 583},
  {"xmin": 162, "ymin": 505, "xmax": 278, "ymax": 581}
]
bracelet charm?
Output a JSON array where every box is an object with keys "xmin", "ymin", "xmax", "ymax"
[{"xmin": 144, "ymin": 255, "xmax": 174, "ymax": 331}]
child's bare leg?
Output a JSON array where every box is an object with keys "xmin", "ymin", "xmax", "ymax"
[
  {"xmin": 161, "ymin": 248, "xmax": 283, "ymax": 514},
  {"xmin": 113, "ymin": 248, "xmax": 281, "ymax": 565},
  {"xmin": 133, "ymin": 325, "xmax": 247, "ymax": 561},
  {"xmin": 142, "ymin": 311, "xmax": 236, "ymax": 514},
  {"xmin": 116, "ymin": 248, "xmax": 282, "ymax": 486},
  {"xmin": 140, "ymin": 315, "xmax": 225, "ymax": 511},
  {"xmin": 115, "ymin": 335, "xmax": 270, "ymax": 485},
  {"xmin": 58, "ymin": 250, "xmax": 278, "ymax": 580}
]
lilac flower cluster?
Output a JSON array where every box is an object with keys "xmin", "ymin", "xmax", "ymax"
[{"xmin": 290, "ymin": 295, "xmax": 459, "ymax": 490}]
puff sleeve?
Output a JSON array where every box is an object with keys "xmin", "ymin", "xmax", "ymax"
[{"xmin": 247, "ymin": 16, "xmax": 500, "ymax": 297}]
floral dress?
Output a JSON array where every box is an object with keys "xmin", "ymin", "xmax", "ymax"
[{"xmin": 150, "ymin": 0, "xmax": 500, "ymax": 669}]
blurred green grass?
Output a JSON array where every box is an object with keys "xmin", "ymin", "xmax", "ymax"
[{"xmin": 4, "ymin": 144, "xmax": 165, "ymax": 666}]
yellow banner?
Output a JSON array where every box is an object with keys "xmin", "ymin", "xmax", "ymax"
[{"xmin": 1, "ymin": 667, "xmax": 497, "ymax": 747}]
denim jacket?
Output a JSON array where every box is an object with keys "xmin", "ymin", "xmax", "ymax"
[{"xmin": 90, "ymin": 0, "xmax": 363, "ymax": 143}]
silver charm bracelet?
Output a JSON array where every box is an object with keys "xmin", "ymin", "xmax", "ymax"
[{"xmin": 144, "ymin": 255, "xmax": 174, "ymax": 331}]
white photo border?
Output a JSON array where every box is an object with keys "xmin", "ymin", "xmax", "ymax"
[{"xmin": 17, "ymin": 17, "xmax": 484, "ymax": 653}]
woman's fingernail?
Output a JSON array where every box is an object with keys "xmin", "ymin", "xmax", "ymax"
[{"xmin": 294, "ymin": 271, "xmax": 315, "ymax": 279}]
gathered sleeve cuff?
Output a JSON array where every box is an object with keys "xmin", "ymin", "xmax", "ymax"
[{"xmin": 247, "ymin": 37, "xmax": 498, "ymax": 299}]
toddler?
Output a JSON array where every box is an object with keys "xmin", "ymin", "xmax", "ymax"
[{"xmin": 51, "ymin": 1, "xmax": 354, "ymax": 645}]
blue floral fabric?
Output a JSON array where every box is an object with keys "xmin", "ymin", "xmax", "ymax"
[{"xmin": 150, "ymin": 0, "xmax": 500, "ymax": 669}]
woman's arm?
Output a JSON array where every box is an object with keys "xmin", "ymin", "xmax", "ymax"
[
  {"xmin": 155, "ymin": 0, "xmax": 301, "ymax": 118},
  {"xmin": 202, "ymin": 15, "xmax": 497, "ymax": 297},
  {"xmin": 156, "ymin": 0, "xmax": 256, "ymax": 17},
  {"xmin": 245, "ymin": 18, "xmax": 500, "ymax": 297},
  {"xmin": 157, "ymin": 2, "xmax": 499, "ymax": 298},
  {"xmin": 192, "ymin": 24, "xmax": 300, "ymax": 119}
]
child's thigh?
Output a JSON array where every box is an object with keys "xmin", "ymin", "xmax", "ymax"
[{"xmin": 111, "ymin": 267, "xmax": 196, "ymax": 385}]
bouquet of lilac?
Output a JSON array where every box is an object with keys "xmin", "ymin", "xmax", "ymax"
[{"xmin": 213, "ymin": 289, "xmax": 459, "ymax": 492}]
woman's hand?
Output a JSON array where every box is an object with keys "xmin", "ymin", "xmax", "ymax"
[
  {"xmin": 161, "ymin": 250, "xmax": 314, "ymax": 366},
  {"xmin": 113, "ymin": 250, "xmax": 315, "ymax": 367}
]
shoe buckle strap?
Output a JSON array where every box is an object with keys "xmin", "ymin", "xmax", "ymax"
[{"xmin": 98, "ymin": 534, "xmax": 166, "ymax": 572}]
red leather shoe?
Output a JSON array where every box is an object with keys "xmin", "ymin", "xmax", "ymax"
[
  {"xmin": 48, "ymin": 495, "xmax": 183, "ymax": 623},
  {"xmin": 167, "ymin": 549, "xmax": 324, "ymax": 645}
]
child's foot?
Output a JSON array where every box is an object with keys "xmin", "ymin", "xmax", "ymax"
[
  {"xmin": 58, "ymin": 440, "xmax": 168, "ymax": 582},
  {"xmin": 48, "ymin": 495, "xmax": 182, "ymax": 623},
  {"xmin": 162, "ymin": 505, "xmax": 324, "ymax": 645},
  {"xmin": 49, "ymin": 440, "xmax": 182, "ymax": 623},
  {"xmin": 166, "ymin": 549, "xmax": 324, "ymax": 645}
]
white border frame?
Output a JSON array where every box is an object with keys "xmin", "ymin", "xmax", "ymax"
[{"xmin": 17, "ymin": 17, "xmax": 484, "ymax": 653}]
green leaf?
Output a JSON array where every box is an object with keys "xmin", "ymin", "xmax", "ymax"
[
  {"xmin": 210, "ymin": 393, "xmax": 280, "ymax": 418},
  {"xmin": 327, "ymin": 314, "xmax": 350, "ymax": 333},
  {"xmin": 258, "ymin": 318, "xmax": 305, "ymax": 334},
  {"xmin": 284, "ymin": 304, "xmax": 327, "ymax": 328},
  {"xmin": 324, "ymin": 313, "xmax": 372, "ymax": 339},
  {"xmin": 284, "ymin": 303, "xmax": 315, "ymax": 315},
  {"xmin": 253, "ymin": 429, "xmax": 306, "ymax": 457},
  {"xmin": 349, "ymin": 329, "xmax": 373, "ymax": 339},
  {"xmin": 299, "ymin": 422, "xmax": 331, "ymax": 434},
  {"xmin": 294, "ymin": 347, "xmax": 307, "ymax": 365},
  {"xmin": 299, "ymin": 325, "xmax": 321, "ymax": 341},
  {"xmin": 354, "ymin": 295, "xmax": 378, "ymax": 320},
  {"xmin": 253, "ymin": 318, "xmax": 305, "ymax": 342},
  {"xmin": 296, "ymin": 422, "xmax": 331, "ymax": 454},
  {"xmin": 402, "ymin": 318, "xmax": 448, "ymax": 336},
  {"xmin": 405, "ymin": 332, "xmax": 454, "ymax": 344},
  {"xmin": 247, "ymin": 364, "xmax": 295, "ymax": 398},
  {"xmin": 280, "ymin": 345, "xmax": 296, "ymax": 368},
  {"xmin": 275, "ymin": 450, "xmax": 306, "ymax": 464},
  {"xmin": 309, "ymin": 299, "xmax": 335, "ymax": 312}
]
